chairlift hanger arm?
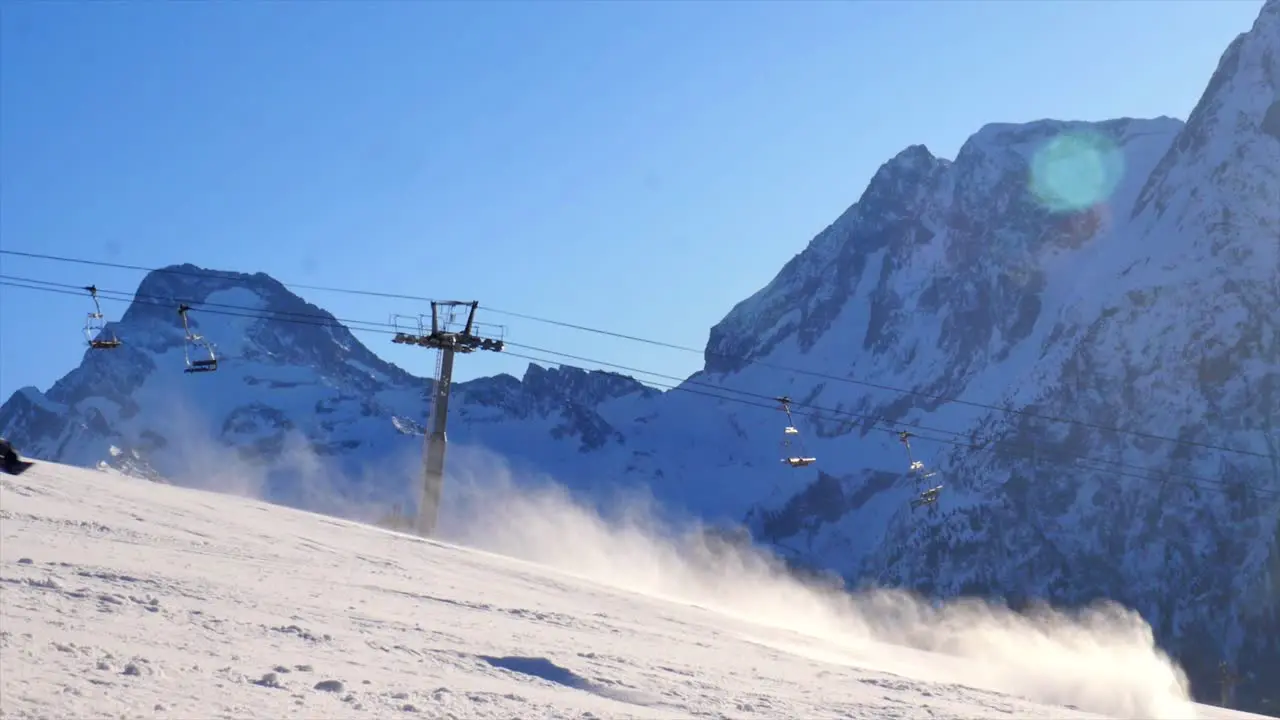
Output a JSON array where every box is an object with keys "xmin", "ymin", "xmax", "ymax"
[{"xmin": 178, "ymin": 304, "xmax": 196, "ymax": 336}]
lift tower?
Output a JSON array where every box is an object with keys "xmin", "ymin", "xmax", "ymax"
[{"xmin": 391, "ymin": 301, "xmax": 504, "ymax": 537}]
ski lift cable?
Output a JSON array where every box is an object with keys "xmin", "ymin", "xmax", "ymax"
[
  {"xmin": 1, "ymin": 278, "xmax": 1274, "ymax": 503},
  {"xmin": 498, "ymin": 340, "xmax": 1266, "ymax": 493},
  {"xmin": 0, "ymin": 276, "xmax": 1272, "ymax": 498},
  {"xmin": 497, "ymin": 344, "xmax": 1279, "ymax": 502},
  {"xmin": 2, "ymin": 274, "xmax": 1249, "ymax": 493},
  {"xmin": 9, "ymin": 269, "xmax": 1271, "ymax": 479},
  {"xmin": 0, "ymin": 249, "xmax": 1269, "ymax": 461},
  {"xmin": 0, "ymin": 273, "xmax": 504, "ymax": 341},
  {"xmin": 0, "ymin": 274, "xmax": 418, "ymax": 333}
]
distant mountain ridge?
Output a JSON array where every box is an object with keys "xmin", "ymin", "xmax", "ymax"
[{"xmin": 3, "ymin": 1, "xmax": 1277, "ymax": 712}]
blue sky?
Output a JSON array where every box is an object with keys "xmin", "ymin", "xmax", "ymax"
[{"xmin": 0, "ymin": 0, "xmax": 1264, "ymax": 402}]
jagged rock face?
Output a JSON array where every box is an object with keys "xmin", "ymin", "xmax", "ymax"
[
  {"xmin": 2, "ymin": 2, "xmax": 1277, "ymax": 714},
  {"xmin": 705, "ymin": 144, "xmax": 951, "ymax": 376},
  {"xmin": 701, "ymin": 115, "xmax": 1190, "ymax": 556},
  {"xmin": 706, "ymin": 116, "xmax": 1186, "ymax": 434},
  {"xmin": 729, "ymin": 4, "xmax": 1279, "ymax": 711},
  {"xmin": 951, "ymin": 6, "xmax": 1278, "ymax": 705}
]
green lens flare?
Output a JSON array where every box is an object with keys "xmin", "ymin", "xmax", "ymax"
[{"xmin": 1029, "ymin": 131, "xmax": 1125, "ymax": 213}]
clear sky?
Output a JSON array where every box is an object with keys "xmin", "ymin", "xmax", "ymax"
[{"xmin": 0, "ymin": 0, "xmax": 1265, "ymax": 402}]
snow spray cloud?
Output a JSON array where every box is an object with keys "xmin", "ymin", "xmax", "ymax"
[
  {"xmin": 439, "ymin": 460, "xmax": 1195, "ymax": 720},
  {"xmin": 149, "ymin": 395, "xmax": 422, "ymax": 524},
  {"xmin": 135, "ymin": 399, "xmax": 271, "ymax": 501}
]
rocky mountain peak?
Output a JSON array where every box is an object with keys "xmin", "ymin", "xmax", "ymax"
[
  {"xmin": 0, "ymin": 265, "xmax": 433, "ymax": 480},
  {"xmin": 861, "ymin": 144, "xmax": 944, "ymax": 203},
  {"xmin": 1133, "ymin": 0, "xmax": 1280, "ymax": 225},
  {"xmin": 95, "ymin": 264, "xmax": 415, "ymax": 390},
  {"xmin": 702, "ymin": 113, "xmax": 1183, "ymax": 386},
  {"xmin": 127, "ymin": 263, "xmax": 284, "ymax": 316},
  {"xmin": 518, "ymin": 363, "xmax": 655, "ymax": 405},
  {"xmin": 702, "ymin": 146, "xmax": 952, "ymax": 376}
]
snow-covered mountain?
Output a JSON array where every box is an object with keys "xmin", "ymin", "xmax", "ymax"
[
  {"xmin": 0, "ymin": 267, "xmax": 658, "ymax": 517},
  {"xmin": 707, "ymin": 2, "xmax": 1279, "ymax": 709},
  {"xmin": 3, "ymin": 0, "xmax": 1278, "ymax": 712}
]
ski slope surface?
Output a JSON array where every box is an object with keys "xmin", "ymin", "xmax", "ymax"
[{"xmin": 0, "ymin": 462, "xmax": 1266, "ymax": 719}]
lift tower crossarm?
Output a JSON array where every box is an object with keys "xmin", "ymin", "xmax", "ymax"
[{"xmin": 390, "ymin": 301, "xmax": 504, "ymax": 538}]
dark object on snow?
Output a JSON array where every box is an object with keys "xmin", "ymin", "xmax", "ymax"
[{"xmin": 0, "ymin": 438, "xmax": 34, "ymax": 476}]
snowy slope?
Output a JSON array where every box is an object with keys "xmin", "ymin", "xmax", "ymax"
[{"xmin": 1, "ymin": 460, "xmax": 1266, "ymax": 720}]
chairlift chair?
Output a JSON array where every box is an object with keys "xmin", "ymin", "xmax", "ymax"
[
  {"xmin": 777, "ymin": 396, "xmax": 816, "ymax": 468},
  {"xmin": 83, "ymin": 285, "xmax": 122, "ymax": 349},
  {"xmin": 898, "ymin": 431, "xmax": 943, "ymax": 510},
  {"xmin": 177, "ymin": 304, "xmax": 218, "ymax": 373},
  {"xmin": 909, "ymin": 485, "xmax": 943, "ymax": 510}
]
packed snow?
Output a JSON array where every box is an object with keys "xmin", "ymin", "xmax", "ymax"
[{"xmin": 0, "ymin": 461, "xmax": 1266, "ymax": 719}]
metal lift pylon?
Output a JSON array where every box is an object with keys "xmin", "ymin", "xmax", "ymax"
[{"xmin": 391, "ymin": 301, "xmax": 504, "ymax": 537}]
